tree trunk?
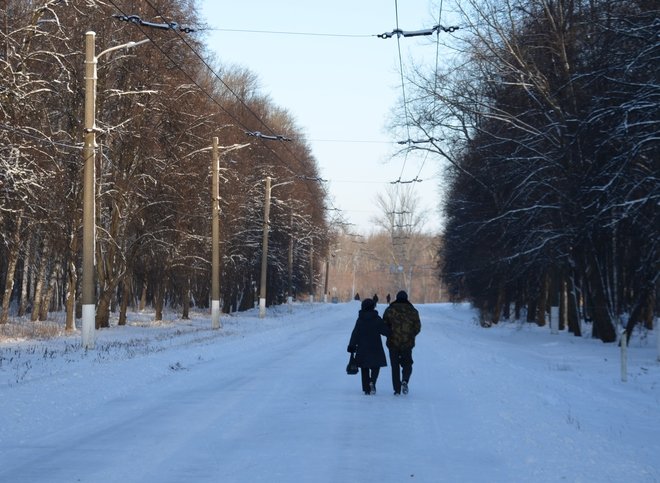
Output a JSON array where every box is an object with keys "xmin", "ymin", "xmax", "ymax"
[
  {"xmin": 154, "ymin": 281, "xmax": 164, "ymax": 321},
  {"xmin": 491, "ymin": 283, "xmax": 505, "ymax": 324},
  {"xmin": 118, "ymin": 278, "xmax": 130, "ymax": 326},
  {"xmin": 18, "ymin": 232, "xmax": 32, "ymax": 317},
  {"xmin": 587, "ymin": 265, "xmax": 616, "ymax": 343},
  {"xmin": 536, "ymin": 272, "xmax": 549, "ymax": 327},
  {"xmin": 565, "ymin": 273, "xmax": 581, "ymax": 337},
  {"xmin": 642, "ymin": 288, "xmax": 655, "ymax": 330},
  {"xmin": 625, "ymin": 282, "xmax": 656, "ymax": 344},
  {"xmin": 96, "ymin": 278, "xmax": 123, "ymax": 328},
  {"xmin": 0, "ymin": 213, "xmax": 22, "ymax": 324},
  {"xmin": 559, "ymin": 278, "xmax": 567, "ymax": 331},
  {"xmin": 30, "ymin": 239, "xmax": 50, "ymax": 322},
  {"xmin": 514, "ymin": 282, "xmax": 523, "ymax": 320},
  {"xmin": 65, "ymin": 231, "xmax": 78, "ymax": 332},
  {"xmin": 96, "ymin": 291, "xmax": 111, "ymax": 329},
  {"xmin": 502, "ymin": 287, "xmax": 511, "ymax": 320},
  {"xmin": 526, "ymin": 298, "xmax": 538, "ymax": 323},
  {"xmin": 65, "ymin": 256, "xmax": 77, "ymax": 332},
  {"xmin": 139, "ymin": 279, "xmax": 147, "ymax": 311},
  {"xmin": 182, "ymin": 276, "xmax": 190, "ymax": 320},
  {"xmin": 39, "ymin": 258, "xmax": 61, "ymax": 321}
]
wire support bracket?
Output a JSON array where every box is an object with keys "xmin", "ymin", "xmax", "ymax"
[
  {"xmin": 245, "ymin": 130, "xmax": 292, "ymax": 142},
  {"xmin": 297, "ymin": 175, "xmax": 328, "ymax": 182},
  {"xmin": 397, "ymin": 137, "xmax": 438, "ymax": 145},
  {"xmin": 390, "ymin": 177, "xmax": 423, "ymax": 184},
  {"xmin": 112, "ymin": 14, "xmax": 196, "ymax": 33},
  {"xmin": 377, "ymin": 24, "xmax": 459, "ymax": 39}
]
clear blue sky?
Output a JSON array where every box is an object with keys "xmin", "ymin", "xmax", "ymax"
[{"xmin": 198, "ymin": 0, "xmax": 448, "ymax": 233}]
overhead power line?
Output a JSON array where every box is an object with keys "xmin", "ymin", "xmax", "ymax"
[
  {"xmin": 135, "ymin": 0, "xmax": 345, "ymax": 216},
  {"xmin": 204, "ymin": 27, "xmax": 372, "ymax": 38},
  {"xmin": 202, "ymin": 26, "xmax": 459, "ymax": 39}
]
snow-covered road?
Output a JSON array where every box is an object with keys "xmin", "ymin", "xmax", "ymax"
[{"xmin": 1, "ymin": 302, "xmax": 658, "ymax": 482}]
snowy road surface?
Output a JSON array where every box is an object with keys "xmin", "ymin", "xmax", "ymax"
[{"xmin": 1, "ymin": 302, "xmax": 658, "ymax": 482}]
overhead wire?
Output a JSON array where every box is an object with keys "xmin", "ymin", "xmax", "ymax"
[
  {"xmin": 389, "ymin": 0, "xmax": 448, "ymax": 228},
  {"xmin": 393, "ymin": 0, "xmax": 413, "ymax": 186},
  {"xmin": 137, "ymin": 1, "xmax": 291, "ymax": 147},
  {"xmin": 202, "ymin": 27, "xmax": 373, "ymax": 38},
  {"xmin": 139, "ymin": 0, "xmax": 346, "ymax": 215},
  {"xmin": 104, "ymin": 1, "xmax": 341, "ymax": 227},
  {"xmin": 109, "ymin": 0, "xmax": 343, "ymax": 216},
  {"xmin": 408, "ymin": 0, "xmax": 445, "ymax": 186},
  {"xmin": 106, "ymin": 1, "xmax": 459, "ymax": 225}
]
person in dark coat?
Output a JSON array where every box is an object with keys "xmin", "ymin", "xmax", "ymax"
[
  {"xmin": 347, "ymin": 298, "xmax": 391, "ymax": 395},
  {"xmin": 386, "ymin": 293, "xmax": 391, "ymax": 304},
  {"xmin": 373, "ymin": 293, "xmax": 379, "ymax": 305},
  {"xmin": 383, "ymin": 290, "xmax": 421, "ymax": 395}
]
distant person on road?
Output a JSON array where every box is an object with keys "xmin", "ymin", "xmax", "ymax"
[
  {"xmin": 354, "ymin": 292, "xmax": 360, "ymax": 301},
  {"xmin": 347, "ymin": 298, "xmax": 391, "ymax": 395},
  {"xmin": 386, "ymin": 293, "xmax": 391, "ymax": 304},
  {"xmin": 373, "ymin": 293, "xmax": 379, "ymax": 305},
  {"xmin": 383, "ymin": 290, "xmax": 421, "ymax": 396}
]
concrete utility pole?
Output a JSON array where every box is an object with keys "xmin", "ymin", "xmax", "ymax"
[
  {"xmin": 259, "ymin": 177, "xmax": 272, "ymax": 318},
  {"xmin": 82, "ymin": 32, "xmax": 149, "ymax": 349},
  {"xmin": 211, "ymin": 137, "xmax": 221, "ymax": 329},
  {"xmin": 258, "ymin": 177, "xmax": 294, "ymax": 318},
  {"xmin": 309, "ymin": 239, "xmax": 314, "ymax": 303},
  {"xmin": 81, "ymin": 32, "xmax": 96, "ymax": 349},
  {"xmin": 323, "ymin": 258, "xmax": 330, "ymax": 303},
  {"xmin": 287, "ymin": 212, "xmax": 293, "ymax": 312}
]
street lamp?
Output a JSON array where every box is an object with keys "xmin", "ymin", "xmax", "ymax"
[
  {"xmin": 209, "ymin": 138, "xmax": 248, "ymax": 329},
  {"xmin": 81, "ymin": 31, "xmax": 150, "ymax": 349},
  {"xmin": 211, "ymin": 137, "xmax": 221, "ymax": 329},
  {"xmin": 258, "ymin": 177, "xmax": 293, "ymax": 318}
]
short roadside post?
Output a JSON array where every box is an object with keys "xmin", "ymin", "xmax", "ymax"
[{"xmin": 620, "ymin": 330, "xmax": 627, "ymax": 382}]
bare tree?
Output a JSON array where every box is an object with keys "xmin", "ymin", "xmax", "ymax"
[{"xmin": 403, "ymin": 0, "xmax": 658, "ymax": 340}]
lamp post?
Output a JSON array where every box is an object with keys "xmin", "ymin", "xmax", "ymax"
[
  {"xmin": 258, "ymin": 177, "xmax": 271, "ymax": 318},
  {"xmin": 81, "ymin": 31, "xmax": 150, "ymax": 349},
  {"xmin": 258, "ymin": 177, "xmax": 294, "ymax": 318},
  {"xmin": 211, "ymin": 137, "xmax": 221, "ymax": 329},
  {"xmin": 324, "ymin": 249, "xmax": 339, "ymax": 303},
  {"xmin": 182, "ymin": 136, "xmax": 246, "ymax": 328},
  {"xmin": 287, "ymin": 212, "xmax": 293, "ymax": 312}
]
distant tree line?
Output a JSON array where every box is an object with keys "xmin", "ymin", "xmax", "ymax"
[
  {"xmin": 327, "ymin": 186, "xmax": 446, "ymax": 304},
  {"xmin": 399, "ymin": 0, "xmax": 657, "ymax": 342},
  {"xmin": 0, "ymin": 0, "xmax": 329, "ymax": 329}
]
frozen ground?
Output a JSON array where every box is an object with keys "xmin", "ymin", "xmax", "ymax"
[{"xmin": 1, "ymin": 302, "xmax": 658, "ymax": 482}]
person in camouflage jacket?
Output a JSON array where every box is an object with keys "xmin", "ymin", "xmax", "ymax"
[{"xmin": 383, "ymin": 290, "xmax": 421, "ymax": 395}]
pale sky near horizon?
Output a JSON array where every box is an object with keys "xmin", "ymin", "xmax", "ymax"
[{"xmin": 197, "ymin": 0, "xmax": 453, "ymax": 234}]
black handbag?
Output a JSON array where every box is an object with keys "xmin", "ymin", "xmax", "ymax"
[{"xmin": 346, "ymin": 353, "xmax": 359, "ymax": 375}]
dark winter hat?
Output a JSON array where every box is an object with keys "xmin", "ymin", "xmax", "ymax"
[
  {"xmin": 395, "ymin": 290, "xmax": 408, "ymax": 302},
  {"xmin": 361, "ymin": 298, "xmax": 375, "ymax": 311}
]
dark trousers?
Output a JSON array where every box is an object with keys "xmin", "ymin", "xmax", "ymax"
[
  {"xmin": 360, "ymin": 367, "xmax": 380, "ymax": 392},
  {"xmin": 388, "ymin": 348, "xmax": 413, "ymax": 394}
]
